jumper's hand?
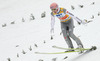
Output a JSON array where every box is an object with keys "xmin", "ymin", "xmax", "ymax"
[
  {"xmin": 81, "ymin": 19, "xmax": 87, "ymax": 25},
  {"xmin": 50, "ymin": 28, "xmax": 54, "ymax": 40}
]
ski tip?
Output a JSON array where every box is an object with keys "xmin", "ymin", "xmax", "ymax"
[
  {"xmin": 35, "ymin": 52, "xmax": 39, "ymax": 54},
  {"xmin": 52, "ymin": 46, "xmax": 56, "ymax": 47},
  {"xmin": 90, "ymin": 46, "xmax": 97, "ymax": 50},
  {"xmin": 92, "ymin": 46, "xmax": 97, "ymax": 50}
]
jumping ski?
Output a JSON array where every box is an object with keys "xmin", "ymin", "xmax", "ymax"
[
  {"xmin": 52, "ymin": 46, "xmax": 96, "ymax": 50},
  {"xmin": 35, "ymin": 46, "xmax": 97, "ymax": 54}
]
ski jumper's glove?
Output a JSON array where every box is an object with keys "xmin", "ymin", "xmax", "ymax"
[{"xmin": 81, "ymin": 19, "xmax": 87, "ymax": 25}]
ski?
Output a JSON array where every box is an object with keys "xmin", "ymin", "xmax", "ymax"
[
  {"xmin": 35, "ymin": 50, "xmax": 80, "ymax": 54},
  {"xmin": 52, "ymin": 46, "xmax": 92, "ymax": 51},
  {"xmin": 35, "ymin": 46, "xmax": 96, "ymax": 54}
]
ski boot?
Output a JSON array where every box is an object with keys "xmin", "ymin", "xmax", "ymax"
[
  {"xmin": 77, "ymin": 45, "xmax": 84, "ymax": 54},
  {"xmin": 65, "ymin": 49, "xmax": 74, "ymax": 52},
  {"xmin": 65, "ymin": 47, "xmax": 74, "ymax": 52}
]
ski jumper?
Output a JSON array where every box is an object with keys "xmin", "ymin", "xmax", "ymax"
[{"xmin": 51, "ymin": 7, "xmax": 83, "ymax": 48}]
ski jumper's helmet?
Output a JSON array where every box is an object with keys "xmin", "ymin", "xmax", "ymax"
[{"xmin": 50, "ymin": 3, "xmax": 58, "ymax": 9}]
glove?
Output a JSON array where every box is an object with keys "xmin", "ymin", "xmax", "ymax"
[
  {"xmin": 81, "ymin": 19, "xmax": 87, "ymax": 25},
  {"xmin": 50, "ymin": 28, "xmax": 54, "ymax": 33}
]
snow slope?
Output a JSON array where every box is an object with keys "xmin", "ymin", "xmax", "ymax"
[{"xmin": 0, "ymin": 0, "xmax": 100, "ymax": 61}]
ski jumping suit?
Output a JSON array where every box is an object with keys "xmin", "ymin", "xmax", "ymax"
[{"xmin": 51, "ymin": 7, "xmax": 83, "ymax": 48}]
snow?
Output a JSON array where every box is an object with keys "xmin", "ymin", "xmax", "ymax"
[{"xmin": 0, "ymin": 0, "xmax": 100, "ymax": 61}]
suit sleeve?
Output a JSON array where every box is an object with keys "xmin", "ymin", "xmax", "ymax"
[
  {"xmin": 51, "ymin": 13, "xmax": 55, "ymax": 29},
  {"xmin": 67, "ymin": 11, "xmax": 82, "ymax": 23}
]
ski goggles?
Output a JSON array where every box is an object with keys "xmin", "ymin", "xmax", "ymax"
[{"xmin": 51, "ymin": 8, "xmax": 57, "ymax": 11}]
